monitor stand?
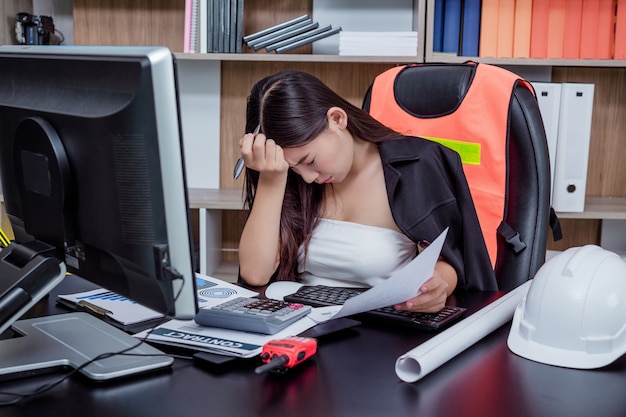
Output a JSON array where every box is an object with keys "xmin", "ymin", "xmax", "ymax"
[
  {"xmin": 0, "ymin": 243, "xmax": 172, "ymax": 381},
  {"xmin": 0, "ymin": 312, "xmax": 173, "ymax": 381}
]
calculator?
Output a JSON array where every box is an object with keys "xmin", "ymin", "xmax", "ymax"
[{"xmin": 194, "ymin": 297, "xmax": 312, "ymax": 335}]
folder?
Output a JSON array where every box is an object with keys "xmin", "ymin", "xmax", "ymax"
[
  {"xmin": 461, "ymin": 0, "xmax": 481, "ymax": 56},
  {"xmin": 580, "ymin": 0, "xmax": 600, "ymax": 59},
  {"xmin": 479, "ymin": 0, "xmax": 499, "ymax": 57},
  {"xmin": 562, "ymin": 0, "xmax": 583, "ymax": 59},
  {"xmin": 529, "ymin": 0, "xmax": 549, "ymax": 58},
  {"xmin": 616, "ymin": 0, "xmax": 626, "ymax": 59},
  {"xmin": 596, "ymin": 0, "xmax": 614, "ymax": 59},
  {"xmin": 552, "ymin": 83, "xmax": 595, "ymax": 213},
  {"xmin": 531, "ymin": 82, "xmax": 562, "ymax": 205},
  {"xmin": 512, "ymin": 0, "xmax": 532, "ymax": 58},
  {"xmin": 433, "ymin": 0, "xmax": 445, "ymax": 52},
  {"xmin": 546, "ymin": 0, "xmax": 566, "ymax": 59},
  {"xmin": 496, "ymin": 0, "xmax": 515, "ymax": 57},
  {"xmin": 442, "ymin": 0, "xmax": 462, "ymax": 55}
]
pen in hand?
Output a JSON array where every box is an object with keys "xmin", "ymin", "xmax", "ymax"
[{"xmin": 233, "ymin": 124, "xmax": 260, "ymax": 180}]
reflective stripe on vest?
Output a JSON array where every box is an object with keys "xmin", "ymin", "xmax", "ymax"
[{"xmin": 369, "ymin": 63, "xmax": 530, "ymax": 266}]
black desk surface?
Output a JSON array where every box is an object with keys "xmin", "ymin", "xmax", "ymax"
[{"xmin": 1, "ymin": 275, "xmax": 625, "ymax": 417}]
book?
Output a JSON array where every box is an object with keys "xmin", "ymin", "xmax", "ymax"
[
  {"xmin": 479, "ymin": 0, "xmax": 499, "ymax": 57},
  {"xmin": 529, "ymin": 0, "xmax": 549, "ymax": 58},
  {"xmin": 311, "ymin": 0, "xmax": 413, "ymax": 55},
  {"xmin": 512, "ymin": 0, "xmax": 532, "ymax": 58},
  {"xmin": 546, "ymin": 0, "xmax": 566, "ymax": 59},
  {"xmin": 562, "ymin": 0, "xmax": 583, "ymax": 59},
  {"xmin": 442, "ymin": 0, "xmax": 462, "ymax": 55},
  {"xmin": 496, "ymin": 0, "xmax": 515, "ymax": 58},
  {"xmin": 461, "ymin": 0, "xmax": 481, "ymax": 56},
  {"xmin": 339, "ymin": 31, "xmax": 418, "ymax": 56}
]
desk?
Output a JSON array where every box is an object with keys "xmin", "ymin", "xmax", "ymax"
[{"xmin": 1, "ymin": 275, "xmax": 625, "ymax": 417}]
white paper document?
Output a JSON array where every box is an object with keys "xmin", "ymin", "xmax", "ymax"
[{"xmin": 331, "ymin": 228, "xmax": 447, "ymax": 319}]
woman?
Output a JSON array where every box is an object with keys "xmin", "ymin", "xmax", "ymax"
[{"xmin": 237, "ymin": 70, "xmax": 497, "ymax": 313}]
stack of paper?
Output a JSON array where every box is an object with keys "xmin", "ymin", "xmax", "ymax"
[{"xmin": 339, "ymin": 31, "xmax": 418, "ymax": 56}]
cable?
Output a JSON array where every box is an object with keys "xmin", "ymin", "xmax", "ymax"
[{"xmin": 0, "ymin": 326, "xmax": 185, "ymax": 407}]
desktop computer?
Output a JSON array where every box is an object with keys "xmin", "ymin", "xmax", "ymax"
[{"xmin": 0, "ymin": 45, "xmax": 198, "ymax": 380}]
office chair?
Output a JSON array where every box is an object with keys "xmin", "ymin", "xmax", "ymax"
[{"xmin": 363, "ymin": 62, "xmax": 559, "ymax": 291}]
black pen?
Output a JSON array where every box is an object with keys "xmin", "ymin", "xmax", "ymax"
[{"xmin": 233, "ymin": 124, "xmax": 260, "ymax": 180}]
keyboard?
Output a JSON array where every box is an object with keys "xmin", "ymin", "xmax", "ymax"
[
  {"xmin": 284, "ymin": 285, "xmax": 466, "ymax": 331},
  {"xmin": 194, "ymin": 297, "xmax": 312, "ymax": 335}
]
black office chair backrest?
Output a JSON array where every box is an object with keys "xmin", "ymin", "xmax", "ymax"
[{"xmin": 363, "ymin": 62, "xmax": 556, "ymax": 291}]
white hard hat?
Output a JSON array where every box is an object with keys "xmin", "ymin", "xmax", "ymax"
[{"xmin": 508, "ymin": 245, "xmax": 626, "ymax": 369}]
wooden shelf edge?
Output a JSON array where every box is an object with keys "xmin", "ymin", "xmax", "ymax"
[
  {"xmin": 175, "ymin": 52, "xmax": 422, "ymax": 63},
  {"xmin": 187, "ymin": 188, "xmax": 245, "ymax": 210},
  {"xmin": 556, "ymin": 197, "xmax": 626, "ymax": 220},
  {"xmin": 425, "ymin": 53, "xmax": 626, "ymax": 68}
]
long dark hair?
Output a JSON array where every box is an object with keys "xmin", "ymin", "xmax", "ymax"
[{"xmin": 243, "ymin": 70, "xmax": 398, "ymax": 281}]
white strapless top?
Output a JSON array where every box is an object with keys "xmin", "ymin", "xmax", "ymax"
[{"xmin": 297, "ymin": 218, "xmax": 417, "ymax": 287}]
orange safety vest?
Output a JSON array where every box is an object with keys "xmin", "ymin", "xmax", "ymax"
[{"xmin": 368, "ymin": 63, "xmax": 533, "ymax": 266}]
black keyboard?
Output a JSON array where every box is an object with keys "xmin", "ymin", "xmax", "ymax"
[{"xmin": 284, "ymin": 285, "xmax": 466, "ymax": 331}]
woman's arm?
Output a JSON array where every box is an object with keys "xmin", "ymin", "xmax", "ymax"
[{"xmin": 238, "ymin": 132, "xmax": 290, "ymax": 286}]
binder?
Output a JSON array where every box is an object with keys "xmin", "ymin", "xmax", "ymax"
[
  {"xmin": 616, "ymin": 0, "xmax": 626, "ymax": 59},
  {"xmin": 596, "ymin": 0, "xmax": 614, "ymax": 59},
  {"xmin": 461, "ymin": 0, "xmax": 481, "ymax": 56},
  {"xmin": 579, "ymin": 0, "xmax": 600, "ymax": 59},
  {"xmin": 512, "ymin": 0, "xmax": 532, "ymax": 58},
  {"xmin": 433, "ymin": 0, "xmax": 445, "ymax": 52},
  {"xmin": 479, "ymin": 0, "xmax": 499, "ymax": 57},
  {"xmin": 562, "ymin": 0, "xmax": 583, "ymax": 59},
  {"xmin": 529, "ymin": 0, "xmax": 549, "ymax": 58},
  {"xmin": 531, "ymin": 82, "xmax": 562, "ymax": 205},
  {"xmin": 552, "ymin": 83, "xmax": 595, "ymax": 212},
  {"xmin": 442, "ymin": 0, "xmax": 462, "ymax": 55},
  {"xmin": 546, "ymin": 0, "xmax": 566, "ymax": 59},
  {"xmin": 496, "ymin": 0, "xmax": 515, "ymax": 58}
]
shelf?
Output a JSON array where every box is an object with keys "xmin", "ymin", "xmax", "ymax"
[
  {"xmin": 175, "ymin": 52, "xmax": 626, "ymax": 68},
  {"xmin": 425, "ymin": 53, "xmax": 626, "ymax": 68},
  {"xmin": 175, "ymin": 53, "xmax": 423, "ymax": 63},
  {"xmin": 187, "ymin": 188, "xmax": 245, "ymax": 210},
  {"xmin": 184, "ymin": 190, "xmax": 626, "ymax": 220},
  {"xmin": 556, "ymin": 197, "xmax": 626, "ymax": 220}
]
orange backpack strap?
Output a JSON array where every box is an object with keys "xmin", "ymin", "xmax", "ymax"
[{"xmin": 369, "ymin": 63, "xmax": 527, "ymax": 266}]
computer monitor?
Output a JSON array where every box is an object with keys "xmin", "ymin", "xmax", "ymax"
[{"xmin": 0, "ymin": 46, "xmax": 198, "ymax": 379}]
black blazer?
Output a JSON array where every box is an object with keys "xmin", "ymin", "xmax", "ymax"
[{"xmin": 379, "ymin": 135, "xmax": 497, "ymax": 291}]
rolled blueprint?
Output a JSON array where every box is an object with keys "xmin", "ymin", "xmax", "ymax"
[{"xmin": 395, "ymin": 280, "xmax": 531, "ymax": 382}]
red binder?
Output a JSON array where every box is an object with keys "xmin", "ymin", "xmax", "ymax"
[
  {"xmin": 530, "ymin": 0, "xmax": 549, "ymax": 58},
  {"xmin": 616, "ymin": 0, "xmax": 626, "ymax": 59},
  {"xmin": 562, "ymin": 0, "xmax": 583, "ymax": 59}
]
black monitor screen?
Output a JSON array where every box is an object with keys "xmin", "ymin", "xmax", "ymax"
[{"xmin": 0, "ymin": 46, "xmax": 197, "ymax": 320}]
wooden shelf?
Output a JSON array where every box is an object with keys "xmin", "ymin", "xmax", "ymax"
[
  {"xmin": 175, "ymin": 53, "xmax": 423, "ymax": 64},
  {"xmin": 187, "ymin": 188, "xmax": 245, "ymax": 210},
  {"xmin": 556, "ymin": 197, "xmax": 626, "ymax": 220},
  {"xmin": 425, "ymin": 53, "xmax": 626, "ymax": 68},
  {"xmin": 176, "ymin": 52, "xmax": 626, "ymax": 68}
]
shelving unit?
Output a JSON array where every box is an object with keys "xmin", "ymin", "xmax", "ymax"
[{"xmin": 4, "ymin": 0, "xmax": 624, "ymax": 279}]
